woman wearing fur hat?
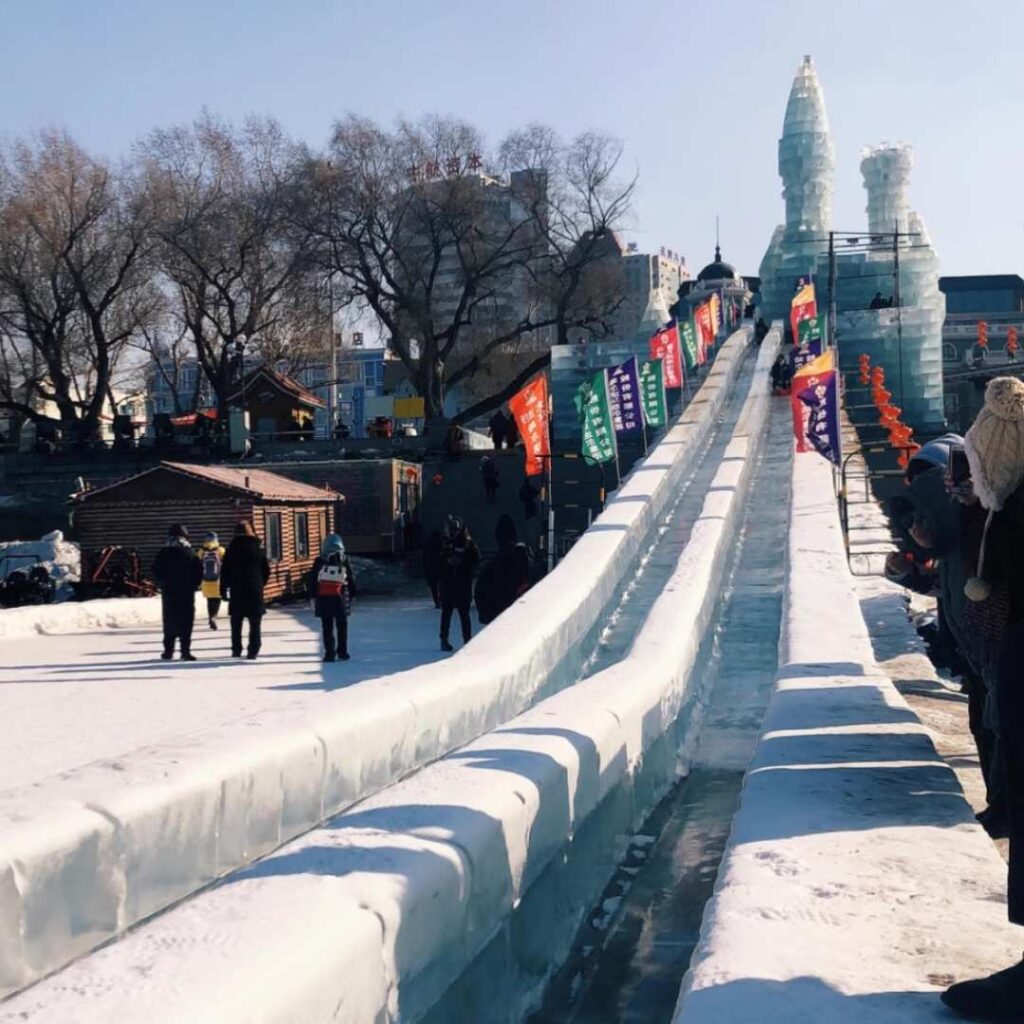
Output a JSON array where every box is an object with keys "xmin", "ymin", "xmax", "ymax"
[{"xmin": 944, "ymin": 377, "xmax": 1024, "ymax": 1020}]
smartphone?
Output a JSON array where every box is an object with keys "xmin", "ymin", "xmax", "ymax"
[{"xmin": 949, "ymin": 445, "xmax": 971, "ymax": 484}]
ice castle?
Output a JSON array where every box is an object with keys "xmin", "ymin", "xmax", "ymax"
[{"xmin": 760, "ymin": 57, "xmax": 947, "ymax": 433}]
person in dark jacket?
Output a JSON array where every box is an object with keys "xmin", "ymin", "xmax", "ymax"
[
  {"xmin": 481, "ymin": 455, "xmax": 500, "ymax": 503},
  {"xmin": 220, "ymin": 520, "xmax": 271, "ymax": 660},
  {"xmin": 476, "ymin": 514, "xmax": 533, "ymax": 625},
  {"xmin": 439, "ymin": 514, "xmax": 480, "ymax": 651},
  {"xmin": 152, "ymin": 523, "xmax": 202, "ymax": 661},
  {"xmin": 943, "ymin": 378, "xmax": 1024, "ymax": 1021},
  {"xmin": 308, "ymin": 533, "xmax": 356, "ymax": 662},
  {"xmin": 489, "ymin": 410, "xmax": 507, "ymax": 450},
  {"xmin": 422, "ymin": 529, "xmax": 444, "ymax": 608}
]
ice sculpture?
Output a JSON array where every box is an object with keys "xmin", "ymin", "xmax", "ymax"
[
  {"xmin": 759, "ymin": 57, "xmax": 947, "ymax": 433},
  {"xmin": 817, "ymin": 144, "xmax": 946, "ymax": 432},
  {"xmin": 758, "ymin": 56, "xmax": 835, "ymax": 322}
]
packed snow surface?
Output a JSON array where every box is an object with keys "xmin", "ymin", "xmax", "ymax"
[{"xmin": 674, "ymin": 450, "xmax": 1019, "ymax": 1023}]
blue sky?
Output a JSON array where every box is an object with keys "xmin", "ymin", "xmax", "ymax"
[{"xmin": 2, "ymin": 0, "xmax": 1020, "ymax": 277}]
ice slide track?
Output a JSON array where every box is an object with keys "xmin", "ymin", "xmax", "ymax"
[
  {"xmin": 0, "ymin": 330, "xmax": 757, "ymax": 1005},
  {"xmin": 0, "ymin": 329, "xmax": 785, "ymax": 1023},
  {"xmin": 578, "ymin": 346, "xmax": 759, "ymax": 684}
]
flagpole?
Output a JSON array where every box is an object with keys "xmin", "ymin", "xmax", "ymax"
[{"xmin": 546, "ymin": 389, "xmax": 555, "ymax": 572}]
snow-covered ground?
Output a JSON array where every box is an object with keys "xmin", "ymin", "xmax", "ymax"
[
  {"xmin": 674, "ymin": 449, "xmax": 1018, "ymax": 1024},
  {"xmin": 0, "ymin": 597, "xmax": 443, "ymax": 794}
]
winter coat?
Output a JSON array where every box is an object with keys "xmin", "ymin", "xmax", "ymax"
[
  {"xmin": 308, "ymin": 552, "xmax": 357, "ymax": 619},
  {"xmin": 197, "ymin": 545, "xmax": 226, "ymax": 599},
  {"xmin": 220, "ymin": 535, "xmax": 271, "ymax": 615},
  {"xmin": 475, "ymin": 543, "xmax": 532, "ymax": 625},
  {"xmin": 153, "ymin": 539, "xmax": 202, "ymax": 600},
  {"xmin": 439, "ymin": 532, "xmax": 480, "ymax": 603},
  {"xmin": 152, "ymin": 540, "xmax": 202, "ymax": 629},
  {"xmin": 519, "ymin": 480, "xmax": 540, "ymax": 519},
  {"xmin": 974, "ymin": 482, "xmax": 1024, "ymax": 626}
]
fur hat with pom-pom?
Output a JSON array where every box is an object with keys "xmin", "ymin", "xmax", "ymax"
[{"xmin": 964, "ymin": 376, "xmax": 1024, "ymax": 512}]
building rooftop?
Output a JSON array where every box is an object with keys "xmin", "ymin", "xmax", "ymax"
[{"xmin": 76, "ymin": 462, "xmax": 339, "ymax": 503}]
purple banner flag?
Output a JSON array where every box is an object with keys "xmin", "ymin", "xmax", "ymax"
[
  {"xmin": 607, "ymin": 356, "xmax": 643, "ymax": 434},
  {"xmin": 794, "ymin": 368, "xmax": 841, "ymax": 465}
]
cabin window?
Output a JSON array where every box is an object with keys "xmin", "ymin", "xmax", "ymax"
[
  {"xmin": 266, "ymin": 511, "xmax": 283, "ymax": 562},
  {"xmin": 294, "ymin": 511, "xmax": 309, "ymax": 559}
]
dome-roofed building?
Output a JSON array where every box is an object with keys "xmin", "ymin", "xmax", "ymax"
[
  {"xmin": 697, "ymin": 244, "xmax": 740, "ymax": 284},
  {"xmin": 676, "ymin": 240, "xmax": 751, "ymax": 325}
]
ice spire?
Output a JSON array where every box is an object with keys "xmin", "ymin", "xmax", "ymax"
[
  {"xmin": 778, "ymin": 55, "xmax": 835, "ymax": 237},
  {"xmin": 860, "ymin": 144, "xmax": 913, "ymax": 237}
]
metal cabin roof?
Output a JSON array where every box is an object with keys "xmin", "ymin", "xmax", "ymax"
[{"xmin": 75, "ymin": 462, "xmax": 339, "ymax": 503}]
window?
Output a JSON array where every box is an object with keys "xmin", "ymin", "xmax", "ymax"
[
  {"xmin": 294, "ymin": 511, "xmax": 309, "ymax": 559},
  {"xmin": 266, "ymin": 512, "xmax": 283, "ymax": 562},
  {"xmin": 942, "ymin": 342, "xmax": 958, "ymax": 362}
]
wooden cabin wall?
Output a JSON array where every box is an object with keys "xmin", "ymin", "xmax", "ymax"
[
  {"xmin": 251, "ymin": 502, "xmax": 330, "ymax": 602},
  {"xmin": 74, "ymin": 500, "xmax": 254, "ymax": 576}
]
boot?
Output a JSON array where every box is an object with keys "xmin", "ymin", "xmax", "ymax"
[
  {"xmin": 943, "ymin": 958, "xmax": 1024, "ymax": 1020},
  {"xmin": 209, "ymin": 618, "xmax": 218, "ymax": 631},
  {"xmin": 181, "ymin": 653, "xmax": 197, "ymax": 662},
  {"xmin": 441, "ymin": 639, "xmax": 454, "ymax": 652}
]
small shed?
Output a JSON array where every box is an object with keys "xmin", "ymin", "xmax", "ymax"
[
  {"xmin": 267, "ymin": 459, "xmax": 421, "ymax": 555},
  {"xmin": 72, "ymin": 462, "xmax": 339, "ymax": 602},
  {"xmin": 227, "ymin": 367, "xmax": 325, "ymax": 440}
]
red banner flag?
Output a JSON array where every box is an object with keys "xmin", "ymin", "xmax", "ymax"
[
  {"xmin": 649, "ymin": 323, "xmax": 684, "ymax": 389},
  {"xmin": 508, "ymin": 374, "xmax": 551, "ymax": 477},
  {"xmin": 790, "ymin": 282, "xmax": 817, "ymax": 342},
  {"xmin": 695, "ymin": 302, "xmax": 715, "ymax": 353}
]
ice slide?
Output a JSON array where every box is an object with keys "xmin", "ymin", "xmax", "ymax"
[{"xmin": 1, "ymin": 328, "xmax": 784, "ymax": 1022}]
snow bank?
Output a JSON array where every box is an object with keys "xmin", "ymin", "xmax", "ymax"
[
  {"xmin": 0, "ymin": 591, "xmax": 206, "ymax": 640},
  {"xmin": 673, "ymin": 446, "xmax": 1020, "ymax": 1023},
  {"xmin": 0, "ymin": 332, "xmax": 784, "ymax": 1023},
  {"xmin": 0, "ymin": 531, "xmax": 80, "ymax": 603},
  {"xmin": 0, "ymin": 331, "xmax": 755, "ymax": 1000}
]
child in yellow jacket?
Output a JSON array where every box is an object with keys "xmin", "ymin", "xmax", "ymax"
[{"xmin": 198, "ymin": 532, "xmax": 226, "ymax": 630}]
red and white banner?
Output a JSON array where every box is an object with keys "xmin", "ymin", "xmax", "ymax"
[
  {"xmin": 508, "ymin": 374, "xmax": 551, "ymax": 477},
  {"xmin": 649, "ymin": 323, "xmax": 684, "ymax": 388},
  {"xmin": 695, "ymin": 301, "xmax": 715, "ymax": 352}
]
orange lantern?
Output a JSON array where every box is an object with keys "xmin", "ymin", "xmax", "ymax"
[{"xmin": 977, "ymin": 320, "xmax": 989, "ymax": 349}]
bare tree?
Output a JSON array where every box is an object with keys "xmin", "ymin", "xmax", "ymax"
[
  {"xmin": 302, "ymin": 115, "xmax": 634, "ymax": 425},
  {"xmin": 0, "ymin": 131, "xmax": 155, "ymax": 441},
  {"xmin": 140, "ymin": 113, "xmax": 322, "ymax": 418}
]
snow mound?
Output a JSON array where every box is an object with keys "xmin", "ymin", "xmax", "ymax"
[{"xmin": 0, "ymin": 531, "xmax": 80, "ymax": 601}]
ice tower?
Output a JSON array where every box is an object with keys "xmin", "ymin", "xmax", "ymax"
[
  {"xmin": 759, "ymin": 56, "xmax": 835, "ymax": 321},
  {"xmin": 818, "ymin": 144, "xmax": 946, "ymax": 432}
]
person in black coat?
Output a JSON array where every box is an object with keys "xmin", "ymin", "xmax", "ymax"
[
  {"xmin": 308, "ymin": 533, "xmax": 357, "ymax": 662},
  {"xmin": 220, "ymin": 520, "xmax": 271, "ymax": 660},
  {"xmin": 475, "ymin": 514, "xmax": 533, "ymax": 625},
  {"xmin": 152, "ymin": 523, "xmax": 202, "ymax": 661},
  {"xmin": 422, "ymin": 529, "xmax": 444, "ymax": 609},
  {"xmin": 439, "ymin": 514, "xmax": 480, "ymax": 652}
]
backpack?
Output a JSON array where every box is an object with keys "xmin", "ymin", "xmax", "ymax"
[
  {"xmin": 201, "ymin": 548, "xmax": 222, "ymax": 582},
  {"xmin": 317, "ymin": 557, "xmax": 346, "ymax": 599}
]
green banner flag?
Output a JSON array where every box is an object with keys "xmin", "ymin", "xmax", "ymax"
[
  {"xmin": 680, "ymin": 321, "xmax": 699, "ymax": 372},
  {"xmin": 639, "ymin": 357, "xmax": 667, "ymax": 429},
  {"xmin": 798, "ymin": 313, "xmax": 827, "ymax": 348},
  {"xmin": 574, "ymin": 370, "xmax": 617, "ymax": 465}
]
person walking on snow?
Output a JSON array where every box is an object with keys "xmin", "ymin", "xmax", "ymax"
[
  {"xmin": 439, "ymin": 514, "xmax": 480, "ymax": 652},
  {"xmin": 152, "ymin": 524, "xmax": 202, "ymax": 661},
  {"xmin": 942, "ymin": 377, "xmax": 1024, "ymax": 1022},
  {"xmin": 220, "ymin": 520, "xmax": 270, "ymax": 660},
  {"xmin": 198, "ymin": 532, "xmax": 226, "ymax": 630},
  {"xmin": 308, "ymin": 534, "xmax": 357, "ymax": 662}
]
